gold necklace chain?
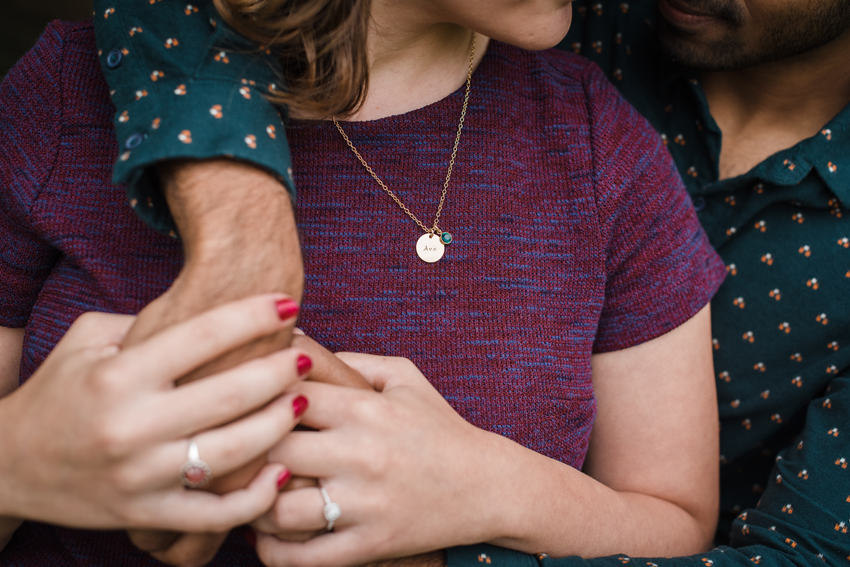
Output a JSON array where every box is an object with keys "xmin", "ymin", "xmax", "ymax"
[{"xmin": 333, "ymin": 32, "xmax": 476, "ymax": 239}]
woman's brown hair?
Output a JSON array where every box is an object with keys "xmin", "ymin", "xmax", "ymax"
[{"xmin": 212, "ymin": 0, "xmax": 371, "ymax": 118}]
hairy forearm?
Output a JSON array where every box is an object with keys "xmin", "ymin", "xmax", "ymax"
[
  {"xmin": 160, "ymin": 158, "xmax": 303, "ymax": 303},
  {"xmin": 485, "ymin": 437, "xmax": 713, "ymax": 558},
  {"xmin": 124, "ymin": 158, "xmax": 303, "ymax": 356}
]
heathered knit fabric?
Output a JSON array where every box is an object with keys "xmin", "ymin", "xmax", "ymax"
[{"xmin": 0, "ymin": 21, "xmax": 724, "ymax": 566}]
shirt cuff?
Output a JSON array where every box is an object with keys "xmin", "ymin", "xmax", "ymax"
[{"xmin": 112, "ymin": 78, "xmax": 294, "ymax": 236}]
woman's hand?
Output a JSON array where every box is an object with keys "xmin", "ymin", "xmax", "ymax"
[
  {"xmin": 0, "ymin": 294, "xmax": 308, "ymax": 537},
  {"xmin": 251, "ymin": 306, "xmax": 719, "ymax": 567},
  {"xmin": 126, "ymin": 330, "xmax": 374, "ymax": 566},
  {"xmin": 252, "ymin": 353, "xmax": 504, "ymax": 567}
]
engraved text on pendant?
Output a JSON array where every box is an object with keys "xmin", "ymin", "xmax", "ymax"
[{"xmin": 416, "ymin": 234, "xmax": 445, "ymax": 263}]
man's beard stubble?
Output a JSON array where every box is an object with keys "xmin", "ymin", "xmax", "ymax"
[{"xmin": 658, "ymin": 0, "xmax": 850, "ymax": 71}]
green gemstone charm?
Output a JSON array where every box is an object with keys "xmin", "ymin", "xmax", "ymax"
[{"xmin": 440, "ymin": 232, "xmax": 453, "ymax": 245}]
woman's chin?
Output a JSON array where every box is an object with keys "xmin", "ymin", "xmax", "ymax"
[{"xmin": 486, "ymin": 10, "xmax": 573, "ymax": 51}]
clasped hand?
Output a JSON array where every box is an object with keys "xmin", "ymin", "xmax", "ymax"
[
  {"xmin": 0, "ymin": 295, "xmax": 306, "ymax": 538},
  {"xmin": 252, "ymin": 348, "xmax": 502, "ymax": 567},
  {"xmin": 0, "ymin": 296, "xmax": 498, "ymax": 567}
]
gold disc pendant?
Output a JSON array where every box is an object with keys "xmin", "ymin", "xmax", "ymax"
[{"xmin": 416, "ymin": 233, "xmax": 445, "ymax": 263}]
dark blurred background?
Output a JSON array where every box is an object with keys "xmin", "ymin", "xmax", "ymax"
[{"xmin": 1, "ymin": 0, "xmax": 92, "ymax": 78}]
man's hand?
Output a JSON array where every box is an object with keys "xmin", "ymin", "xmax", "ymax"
[{"xmin": 122, "ymin": 159, "xmax": 305, "ymax": 564}]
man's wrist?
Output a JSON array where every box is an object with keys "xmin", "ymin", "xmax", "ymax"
[
  {"xmin": 156, "ymin": 158, "xmax": 304, "ymax": 303},
  {"xmin": 157, "ymin": 158, "xmax": 296, "ymax": 262}
]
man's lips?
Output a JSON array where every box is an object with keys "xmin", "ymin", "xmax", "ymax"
[{"xmin": 658, "ymin": 0, "xmax": 721, "ymax": 28}]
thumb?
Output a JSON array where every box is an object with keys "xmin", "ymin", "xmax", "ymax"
[
  {"xmin": 64, "ymin": 312, "xmax": 137, "ymax": 350},
  {"xmin": 334, "ymin": 352, "xmax": 426, "ymax": 392}
]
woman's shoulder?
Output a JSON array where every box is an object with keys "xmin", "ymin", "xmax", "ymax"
[
  {"xmin": 486, "ymin": 41, "xmax": 636, "ymax": 133},
  {"xmin": 33, "ymin": 19, "xmax": 97, "ymax": 59},
  {"xmin": 489, "ymin": 41, "xmax": 617, "ymax": 97},
  {"xmin": 7, "ymin": 18, "xmax": 109, "ymax": 118}
]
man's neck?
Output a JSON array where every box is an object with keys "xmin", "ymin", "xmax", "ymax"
[
  {"xmin": 701, "ymin": 30, "xmax": 850, "ymax": 180},
  {"xmin": 341, "ymin": 1, "xmax": 489, "ymax": 122}
]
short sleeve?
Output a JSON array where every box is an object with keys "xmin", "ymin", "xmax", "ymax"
[
  {"xmin": 583, "ymin": 64, "xmax": 725, "ymax": 352},
  {"xmin": 0, "ymin": 26, "xmax": 62, "ymax": 328},
  {"xmin": 92, "ymin": 0, "xmax": 295, "ymax": 236}
]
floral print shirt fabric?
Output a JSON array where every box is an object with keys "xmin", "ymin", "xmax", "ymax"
[{"xmin": 93, "ymin": 0, "xmax": 294, "ymax": 236}]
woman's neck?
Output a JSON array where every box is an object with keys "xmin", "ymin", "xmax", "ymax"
[{"xmin": 343, "ymin": 1, "xmax": 489, "ymax": 122}]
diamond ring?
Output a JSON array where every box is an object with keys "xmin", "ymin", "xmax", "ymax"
[{"xmin": 319, "ymin": 485, "xmax": 341, "ymax": 531}]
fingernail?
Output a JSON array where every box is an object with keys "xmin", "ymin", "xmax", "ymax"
[
  {"xmin": 293, "ymin": 395, "xmax": 309, "ymax": 418},
  {"xmin": 277, "ymin": 469, "xmax": 292, "ymax": 490},
  {"xmin": 275, "ymin": 299, "xmax": 299, "ymax": 321},
  {"xmin": 244, "ymin": 528, "xmax": 256, "ymax": 548},
  {"xmin": 296, "ymin": 354, "xmax": 312, "ymax": 376}
]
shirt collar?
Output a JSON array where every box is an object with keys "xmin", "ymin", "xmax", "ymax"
[{"xmin": 657, "ymin": 59, "xmax": 850, "ymax": 207}]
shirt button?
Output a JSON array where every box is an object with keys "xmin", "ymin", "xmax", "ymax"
[
  {"xmin": 692, "ymin": 196, "xmax": 706, "ymax": 211},
  {"xmin": 106, "ymin": 49, "xmax": 123, "ymax": 69},
  {"xmin": 125, "ymin": 133, "xmax": 145, "ymax": 149}
]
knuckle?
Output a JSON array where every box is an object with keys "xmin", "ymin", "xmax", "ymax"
[
  {"xmin": 92, "ymin": 417, "xmax": 136, "ymax": 461},
  {"xmin": 190, "ymin": 321, "xmax": 228, "ymax": 352},
  {"xmin": 109, "ymin": 462, "xmax": 149, "ymax": 494},
  {"xmin": 353, "ymin": 435, "xmax": 390, "ymax": 479},
  {"xmin": 347, "ymin": 392, "xmax": 377, "ymax": 419},
  {"xmin": 214, "ymin": 440, "xmax": 244, "ymax": 468},
  {"xmin": 254, "ymin": 355, "xmax": 294, "ymax": 390},
  {"xmin": 88, "ymin": 363, "xmax": 126, "ymax": 397},
  {"xmin": 270, "ymin": 496, "xmax": 296, "ymax": 529},
  {"xmin": 216, "ymin": 386, "xmax": 251, "ymax": 417}
]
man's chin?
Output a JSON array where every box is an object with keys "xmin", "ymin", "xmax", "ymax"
[{"xmin": 657, "ymin": 17, "xmax": 746, "ymax": 71}]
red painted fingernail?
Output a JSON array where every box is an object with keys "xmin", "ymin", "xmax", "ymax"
[
  {"xmin": 244, "ymin": 528, "xmax": 256, "ymax": 548},
  {"xmin": 275, "ymin": 299, "xmax": 299, "ymax": 321},
  {"xmin": 277, "ymin": 469, "xmax": 292, "ymax": 490},
  {"xmin": 293, "ymin": 395, "xmax": 309, "ymax": 418},
  {"xmin": 296, "ymin": 354, "xmax": 312, "ymax": 376}
]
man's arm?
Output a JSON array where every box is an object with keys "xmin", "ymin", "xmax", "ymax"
[
  {"xmin": 91, "ymin": 0, "xmax": 306, "ymax": 484},
  {"xmin": 447, "ymin": 372, "xmax": 850, "ymax": 567},
  {"xmin": 93, "ymin": 3, "xmax": 305, "ymax": 562},
  {"xmin": 124, "ymin": 158, "xmax": 304, "ymax": 375}
]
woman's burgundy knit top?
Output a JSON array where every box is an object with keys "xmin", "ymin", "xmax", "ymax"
[{"xmin": 0, "ymin": 21, "xmax": 724, "ymax": 566}]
